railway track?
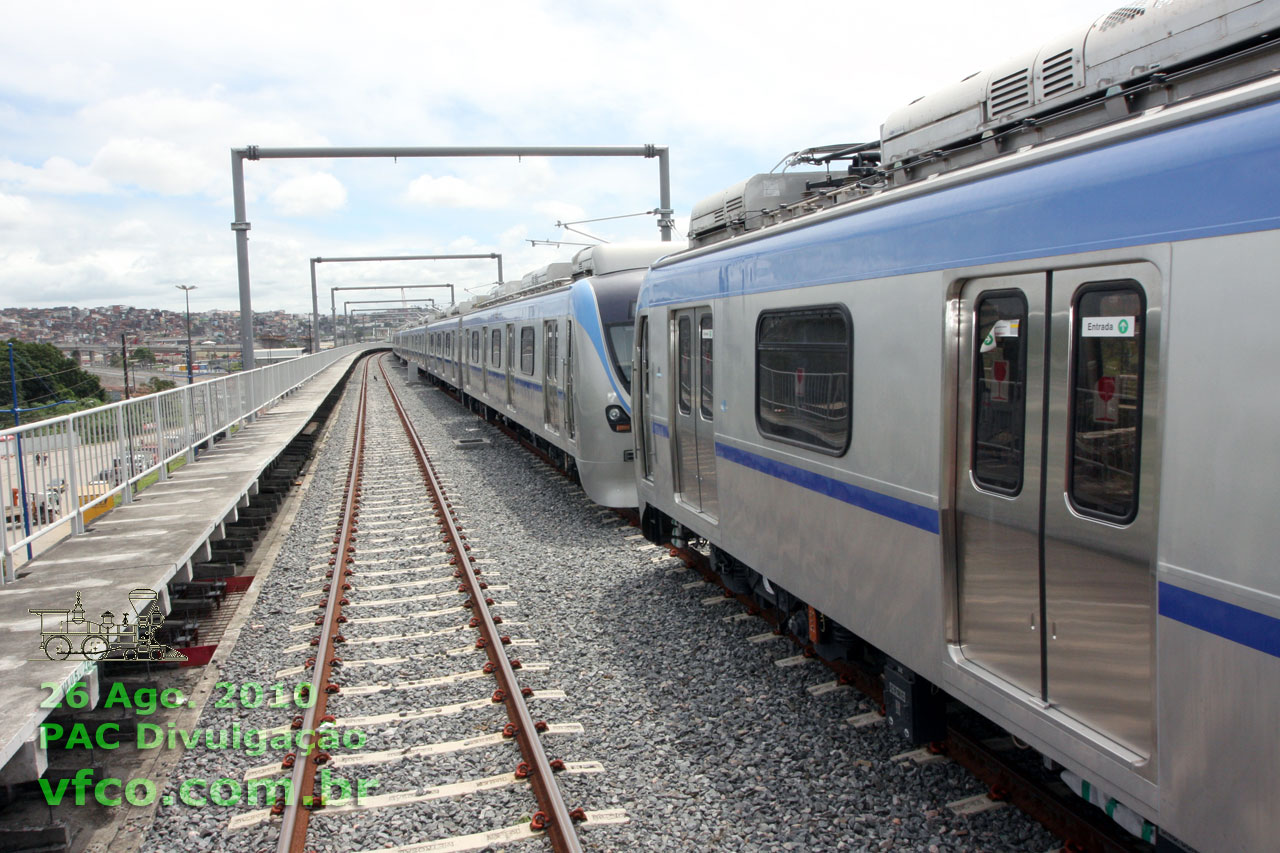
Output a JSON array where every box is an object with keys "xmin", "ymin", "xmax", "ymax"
[
  {"xmin": 146, "ymin": 357, "xmax": 1077, "ymax": 851},
  {"xmin": 237, "ymin": 356, "xmax": 601, "ymax": 852},
  {"xmin": 436, "ymin": 374, "xmax": 1148, "ymax": 853}
]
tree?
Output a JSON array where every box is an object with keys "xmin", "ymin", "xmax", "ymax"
[
  {"xmin": 145, "ymin": 377, "xmax": 176, "ymax": 393},
  {"xmin": 1, "ymin": 340, "xmax": 107, "ymax": 427},
  {"xmin": 131, "ymin": 346, "xmax": 155, "ymax": 366}
]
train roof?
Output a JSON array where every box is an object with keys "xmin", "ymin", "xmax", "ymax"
[
  {"xmin": 570, "ymin": 242, "xmax": 683, "ymax": 279},
  {"xmin": 681, "ymin": 0, "xmax": 1280, "ymax": 250},
  {"xmin": 882, "ymin": 0, "xmax": 1278, "ymax": 168}
]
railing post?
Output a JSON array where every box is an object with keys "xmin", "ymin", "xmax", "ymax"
[
  {"xmin": 114, "ymin": 405, "xmax": 132, "ymax": 504},
  {"xmin": 199, "ymin": 376, "xmax": 209, "ymax": 445},
  {"xmin": 153, "ymin": 395, "xmax": 167, "ymax": 482},
  {"xmin": 1, "ymin": 453, "xmax": 12, "ymax": 582},
  {"xmin": 66, "ymin": 418, "xmax": 83, "ymax": 535},
  {"xmin": 181, "ymin": 386, "xmax": 195, "ymax": 464}
]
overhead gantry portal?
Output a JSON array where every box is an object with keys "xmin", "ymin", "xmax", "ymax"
[{"xmin": 231, "ymin": 145, "xmax": 673, "ymax": 368}]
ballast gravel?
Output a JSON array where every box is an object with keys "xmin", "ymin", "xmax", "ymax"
[{"xmin": 142, "ymin": 359, "xmax": 1061, "ymax": 853}]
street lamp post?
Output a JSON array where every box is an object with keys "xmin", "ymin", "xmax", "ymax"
[{"xmin": 176, "ymin": 285, "xmax": 197, "ymax": 385}]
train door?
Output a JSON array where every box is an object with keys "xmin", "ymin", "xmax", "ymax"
[
  {"xmin": 481, "ymin": 326, "xmax": 489, "ymax": 395},
  {"xmin": 463, "ymin": 329, "xmax": 472, "ymax": 390},
  {"xmin": 638, "ymin": 315, "xmax": 654, "ymax": 479},
  {"xmin": 544, "ymin": 320, "xmax": 560, "ymax": 431},
  {"xmin": 505, "ymin": 324, "xmax": 515, "ymax": 407},
  {"xmin": 471, "ymin": 329, "xmax": 480, "ymax": 390},
  {"xmin": 954, "ymin": 263, "xmax": 1161, "ymax": 760},
  {"xmin": 491, "ymin": 328, "xmax": 501, "ymax": 403},
  {"xmin": 672, "ymin": 307, "xmax": 718, "ymax": 518},
  {"xmin": 564, "ymin": 320, "xmax": 575, "ymax": 440}
]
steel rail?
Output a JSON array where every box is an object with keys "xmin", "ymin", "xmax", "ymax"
[
  {"xmin": 277, "ymin": 356, "xmax": 371, "ymax": 853},
  {"xmin": 377, "ymin": 357, "xmax": 584, "ymax": 853}
]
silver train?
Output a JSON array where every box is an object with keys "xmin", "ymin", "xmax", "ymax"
[
  {"xmin": 396, "ymin": 3, "xmax": 1280, "ymax": 849},
  {"xmin": 393, "ymin": 243, "xmax": 676, "ymax": 507}
]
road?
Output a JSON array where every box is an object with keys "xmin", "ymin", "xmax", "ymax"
[{"xmin": 86, "ymin": 366, "xmax": 218, "ymax": 388}]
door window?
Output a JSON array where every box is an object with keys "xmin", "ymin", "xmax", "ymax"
[
  {"xmin": 677, "ymin": 317, "xmax": 692, "ymax": 415},
  {"xmin": 520, "ymin": 327, "xmax": 535, "ymax": 374},
  {"xmin": 1069, "ymin": 283, "xmax": 1146, "ymax": 523},
  {"xmin": 972, "ymin": 292, "xmax": 1029, "ymax": 494},
  {"xmin": 699, "ymin": 314, "xmax": 713, "ymax": 421}
]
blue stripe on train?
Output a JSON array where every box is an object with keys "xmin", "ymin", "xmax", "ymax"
[
  {"xmin": 1158, "ymin": 582, "xmax": 1280, "ymax": 659},
  {"xmin": 714, "ymin": 442, "xmax": 940, "ymax": 534}
]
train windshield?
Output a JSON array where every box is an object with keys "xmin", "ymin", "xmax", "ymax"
[
  {"xmin": 605, "ymin": 321, "xmax": 635, "ymax": 393},
  {"xmin": 594, "ymin": 279, "xmax": 638, "ymax": 394}
]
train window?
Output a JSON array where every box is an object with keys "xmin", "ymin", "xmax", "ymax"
[
  {"xmin": 677, "ymin": 316, "xmax": 692, "ymax": 415},
  {"xmin": 699, "ymin": 314, "xmax": 713, "ymax": 421},
  {"xmin": 1068, "ymin": 282, "xmax": 1146, "ymax": 523},
  {"xmin": 491, "ymin": 329, "xmax": 501, "ymax": 366},
  {"xmin": 520, "ymin": 327, "xmax": 535, "ymax": 375},
  {"xmin": 446, "ymin": 332, "xmax": 453, "ymax": 359},
  {"xmin": 755, "ymin": 306, "xmax": 851, "ymax": 455},
  {"xmin": 972, "ymin": 291, "xmax": 1028, "ymax": 494},
  {"xmin": 471, "ymin": 330, "xmax": 480, "ymax": 363}
]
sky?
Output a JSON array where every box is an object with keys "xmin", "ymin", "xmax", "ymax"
[{"xmin": 0, "ymin": 0, "xmax": 1126, "ymax": 316}]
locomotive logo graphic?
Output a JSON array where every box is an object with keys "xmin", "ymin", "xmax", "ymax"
[{"xmin": 30, "ymin": 589, "xmax": 187, "ymax": 662}]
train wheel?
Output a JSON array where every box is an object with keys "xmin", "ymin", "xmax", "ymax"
[
  {"xmin": 81, "ymin": 636, "xmax": 109, "ymax": 661},
  {"xmin": 43, "ymin": 636, "xmax": 72, "ymax": 660}
]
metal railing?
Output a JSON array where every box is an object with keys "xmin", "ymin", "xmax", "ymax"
[{"xmin": 1, "ymin": 344, "xmax": 374, "ymax": 581}]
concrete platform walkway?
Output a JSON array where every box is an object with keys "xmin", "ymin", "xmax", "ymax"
[{"xmin": 0, "ymin": 351, "xmax": 364, "ymax": 781}]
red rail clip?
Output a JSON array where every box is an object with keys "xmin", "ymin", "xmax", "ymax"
[
  {"xmin": 530, "ymin": 812, "xmax": 548, "ymax": 832},
  {"xmin": 515, "ymin": 762, "xmax": 531, "ymax": 779}
]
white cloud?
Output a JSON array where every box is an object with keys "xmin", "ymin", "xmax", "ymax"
[
  {"xmin": 110, "ymin": 218, "xmax": 156, "ymax": 241},
  {"xmin": 268, "ymin": 173, "xmax": 347, "ymax": 216},
  {"xmin": 404, "ymin": 175, "xmax": 504, "ymax": 209},
  {"xmin": 90, "ymin": 138, "xmax": 219, "ymax": 196},
  {"xmin": 533, "ymin": 200, "xmax": 587, "ymax": 225},
  {"xmin": 0, "ymin": 157, "xmax": 112, "ymax": 194},
  {"xmin": 0, "ymin": 193, "xmax": 33, "ymax": 227}
]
